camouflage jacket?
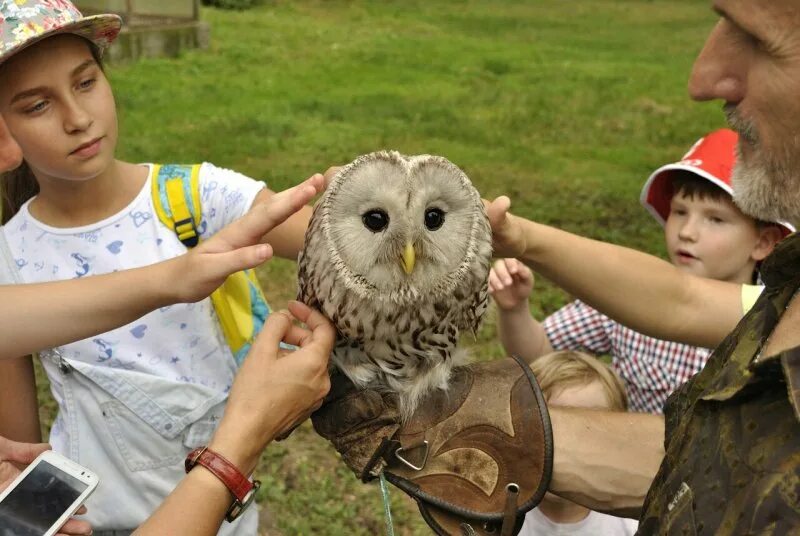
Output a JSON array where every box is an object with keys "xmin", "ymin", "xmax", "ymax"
[{"xmin": 637, "ymin": 233, "xmax": 800, "ymax": 535}]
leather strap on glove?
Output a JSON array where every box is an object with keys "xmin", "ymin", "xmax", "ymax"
[{"xmin": 312, "ymin": 355, "xmax": 553, "ymax": 535}]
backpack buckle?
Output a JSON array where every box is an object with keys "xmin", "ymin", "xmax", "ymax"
[{"xmin": 175, "ymin": 217, "xmax": 199, "ymax": 247}]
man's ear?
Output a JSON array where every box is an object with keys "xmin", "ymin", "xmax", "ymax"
[{"xmin": 751, "ymin": 225, "xmax": 783, "ymax": 262}]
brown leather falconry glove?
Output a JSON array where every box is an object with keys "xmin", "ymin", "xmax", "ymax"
[{"xmin": 312, "ymin": 355, "xmax": 553, "ymax": 536}]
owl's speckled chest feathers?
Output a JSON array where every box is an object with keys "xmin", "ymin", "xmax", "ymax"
[
  {"xmin": 329, "ymin": 282, "xmax": 485, "ymax": 391},
  {"xmin": 299, "ymin": 216, "xmax": 488, "ymax": 392}
]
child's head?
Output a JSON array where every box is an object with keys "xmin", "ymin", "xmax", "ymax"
[
  {"xmin": 0, "ymin": 0, "xmax": 121, "ymax": 221},
  {"xmin": 530, "ymin": 351, "xmax": 627, "ymax": 412},
  {"xmin": 641, "ymin": 129, "xmax": 794, "ymax": 284}
]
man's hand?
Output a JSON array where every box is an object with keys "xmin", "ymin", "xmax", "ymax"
[
  {"xmin": 208, "ymin": 301, "xmax": 335, "ymax": 475},
  {"xmin": 170, "ymin": 174, "xmax": 325, "ymax": 304},
  {"xmin": 485, "ymin": 196, "xmax": 527, "ymax": 259},
  {"xmin": 0, "ymin": 438, "xmax": 92, "ymax": 536},
  {"xmin": 488, "ymin": 258, "xmax": 535, "ymax": 311}
]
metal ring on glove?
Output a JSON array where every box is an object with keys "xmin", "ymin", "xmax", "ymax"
[{"xmin": 394, "ymin": 440, "xmax": 430, "ymax": 471}]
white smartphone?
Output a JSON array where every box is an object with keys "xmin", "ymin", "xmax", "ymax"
[{"xmin": 0, "ymin": 450, "xmax": 98, "ymax": 536}]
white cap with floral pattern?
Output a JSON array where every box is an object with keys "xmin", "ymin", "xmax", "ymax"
[{"xmin": 0, "ymin": 0, "xmax": 120, "ymax": 65}]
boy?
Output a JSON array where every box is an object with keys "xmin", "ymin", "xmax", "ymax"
[
  {"xmin": 519, "ymin": 350, "xmax": 637, "ymax": 536},
  {"xmin": 489, "ymin": 129, "xmax": 793, "ymax": 413}
]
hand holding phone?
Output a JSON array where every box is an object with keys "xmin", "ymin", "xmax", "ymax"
[{"xmin": 0, "ymin": 448, "xmax": 97, "ymax": 536}]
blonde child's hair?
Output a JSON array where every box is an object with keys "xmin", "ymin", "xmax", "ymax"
[{"xmin": 530, "ymin": 351, "xmax": 628, "ymax": 411}]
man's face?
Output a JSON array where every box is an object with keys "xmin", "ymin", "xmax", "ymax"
[{"xmin": 689, "ymin": 0, "xmax": 800, "ymax": 226}]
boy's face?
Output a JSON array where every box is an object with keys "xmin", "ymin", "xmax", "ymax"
[{"xmin": 664, "ymin": 190, "xmax": 774, "ymax": 284}]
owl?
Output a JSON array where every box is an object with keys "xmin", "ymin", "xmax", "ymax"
[{"xmin": 297, "ymin": 151, "xmax": 492, "ymax": 418}]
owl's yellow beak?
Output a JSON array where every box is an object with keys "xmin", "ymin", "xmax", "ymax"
[{"xmin": 402, "ymin": 242, "xmax": 416, "ymax": 275}]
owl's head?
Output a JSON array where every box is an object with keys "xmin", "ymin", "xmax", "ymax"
[{"xmin": 320, "ymin": 151, "xmax": 491, "ymax": 303}]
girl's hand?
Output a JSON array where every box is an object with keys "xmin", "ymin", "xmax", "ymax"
[
  {"xmin": 171, "ymin": 173, "xmax": 325, "ymax": 303},
  {"xmin": 488, "ymin": 258, "xmax": 534, "ymax": 311}
]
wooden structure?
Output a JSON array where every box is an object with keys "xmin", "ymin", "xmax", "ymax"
[{"xmin": 76, "ymin": 0, "xmax": 209, "ymax": 62}]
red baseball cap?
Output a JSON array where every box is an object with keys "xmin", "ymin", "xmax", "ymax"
[{"xmin": 640, "ymin": 128, "xmax": 795, "ymax": 237}]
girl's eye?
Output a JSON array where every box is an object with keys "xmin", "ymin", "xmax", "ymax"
[
  {"xmin": 25, "ymin": 101, "xmax": 48, "ymax": 114},
  {"xmin": 362, "ymin": 209, "xmax": 389, "ymax": 232},
  {"xmin": 424, "ymin": 208, "xmax": 446, "ymax": 231},
  {"xmin": 78, "ymin": 78, "xmax": 96, "ymax": 90}
]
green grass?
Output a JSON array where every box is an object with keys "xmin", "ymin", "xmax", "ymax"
[{"xmin": 33, "ymin": 0, "xmax": 723, "ymax": 533}]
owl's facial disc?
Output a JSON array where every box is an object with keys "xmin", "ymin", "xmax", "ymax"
[{"xmin": 327, "ymin": 155, "xmax": 478, "ymax": 297}]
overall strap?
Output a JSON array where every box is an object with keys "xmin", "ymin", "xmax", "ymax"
[{"xmin": 151, "ymin": 164, "xmax": 203, "ymax": 248}]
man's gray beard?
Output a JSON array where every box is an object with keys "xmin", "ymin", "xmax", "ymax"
[{"xmin": 732, "ymin": 142, "xmax": 800, "ymax": 228}]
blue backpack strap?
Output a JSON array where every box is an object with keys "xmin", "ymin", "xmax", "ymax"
[{"xmin": 151, "ymin": 164, "xmax": 202, "ymax": 248}]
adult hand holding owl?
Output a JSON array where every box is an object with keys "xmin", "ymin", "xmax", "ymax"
[{"xmin": 301, "ymin": 152, "xmax": 554, "ymax": 535}]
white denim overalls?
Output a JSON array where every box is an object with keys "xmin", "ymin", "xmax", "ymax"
[{"xmin": 0, "ymin": 231, "xmax": 258, "ymax": 534}]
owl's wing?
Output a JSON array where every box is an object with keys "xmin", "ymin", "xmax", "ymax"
[
  {"xmin": 449, "ymin": 277, "xmax": 489, "ymax": 339},
  {"xmin": 296, "ymin": 205, "xmax": 324, "ymax": 312},
  {"xmin": 461, "ymin": 215, "xmax": 493, "ymax": 337},
  {"xmin": 466, "ymin": 284, "xmax": 489, "ymax": 337}
]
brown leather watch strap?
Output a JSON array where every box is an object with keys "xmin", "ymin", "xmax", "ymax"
[{"xmin": 185, "ymin": 446, "xmax": 260, "ymax": 521}]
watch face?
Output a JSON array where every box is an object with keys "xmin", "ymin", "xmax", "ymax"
[
  {"xmin": 243, "ymin": 480, "xmax": 261, "ymax": 507},
  {"xmin": 226, "ymin": 480, "xmax": 260, "ymax": 522}
]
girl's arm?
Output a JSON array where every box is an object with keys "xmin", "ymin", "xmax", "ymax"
[
  {"xmin": 0, "ymin": 259, "xmax": 200, "ymax": 360},
  {"xmin": 0, "ymin": 357, "xmax": 40, "ymax": 442},
  {"xmin": 487, "ymin": 197, "xmax": 742, "ymax": 349},
  {"xmin": 0, "ymin": 175, "xmax": 324, "ymax": 360}
]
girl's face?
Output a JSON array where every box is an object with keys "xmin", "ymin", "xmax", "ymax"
[{"xmin": 0, "ymin": 34, "xmax": 117, "ymax": 183}]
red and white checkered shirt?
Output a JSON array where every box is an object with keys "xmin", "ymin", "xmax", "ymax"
[{"xmin": 543, "ymin": 300, "xmax": 711, "ymax": 414}]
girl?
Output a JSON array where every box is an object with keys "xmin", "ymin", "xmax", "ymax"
[{"xmin": 0, "ymin": 1, "xmax": 314, "ymax": 533}]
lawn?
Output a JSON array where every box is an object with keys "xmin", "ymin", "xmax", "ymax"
[{"xmin": 33, "ymin": 0, "xmax": 722, "ymax": 533}]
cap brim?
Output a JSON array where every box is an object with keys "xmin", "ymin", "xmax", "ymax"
[
  {"xmin": 640, "ymin": 163, "xmax": 795, "ymax": 237},
  {"xmin": 0, "ymin": 14, "xmax": 122, "ymax": 65}
]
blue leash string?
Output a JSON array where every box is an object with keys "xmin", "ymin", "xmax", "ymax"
[{"xmin": 379, "ymin": 472, "xmax": 396, "ymax": 536}]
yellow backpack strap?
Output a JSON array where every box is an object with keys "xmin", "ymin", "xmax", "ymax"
[
  {"xmin": 151, "ymin": 163, "xmax": 271, "ymax": 366},
  {"xmin": 151, "ymin": 164, "xmax": 202, "ymax": 247}
]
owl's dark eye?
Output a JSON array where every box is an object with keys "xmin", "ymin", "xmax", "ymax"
[
  {"xmin": 362, "ymin": 209, "xmax": 389, "ymax": 232},
  {"xmin": 424, "ymin": 208, "xmax": 445, "ymax": 231}
]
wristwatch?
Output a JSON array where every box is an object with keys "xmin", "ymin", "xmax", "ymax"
[{"xmin": 185, "ymin": 446, "xmax": 261, "ymax": 522}]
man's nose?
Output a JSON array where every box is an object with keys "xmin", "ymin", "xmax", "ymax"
[{"xmin": 688, "ymin": 20, "xmax": 746, "ymax": 104}]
